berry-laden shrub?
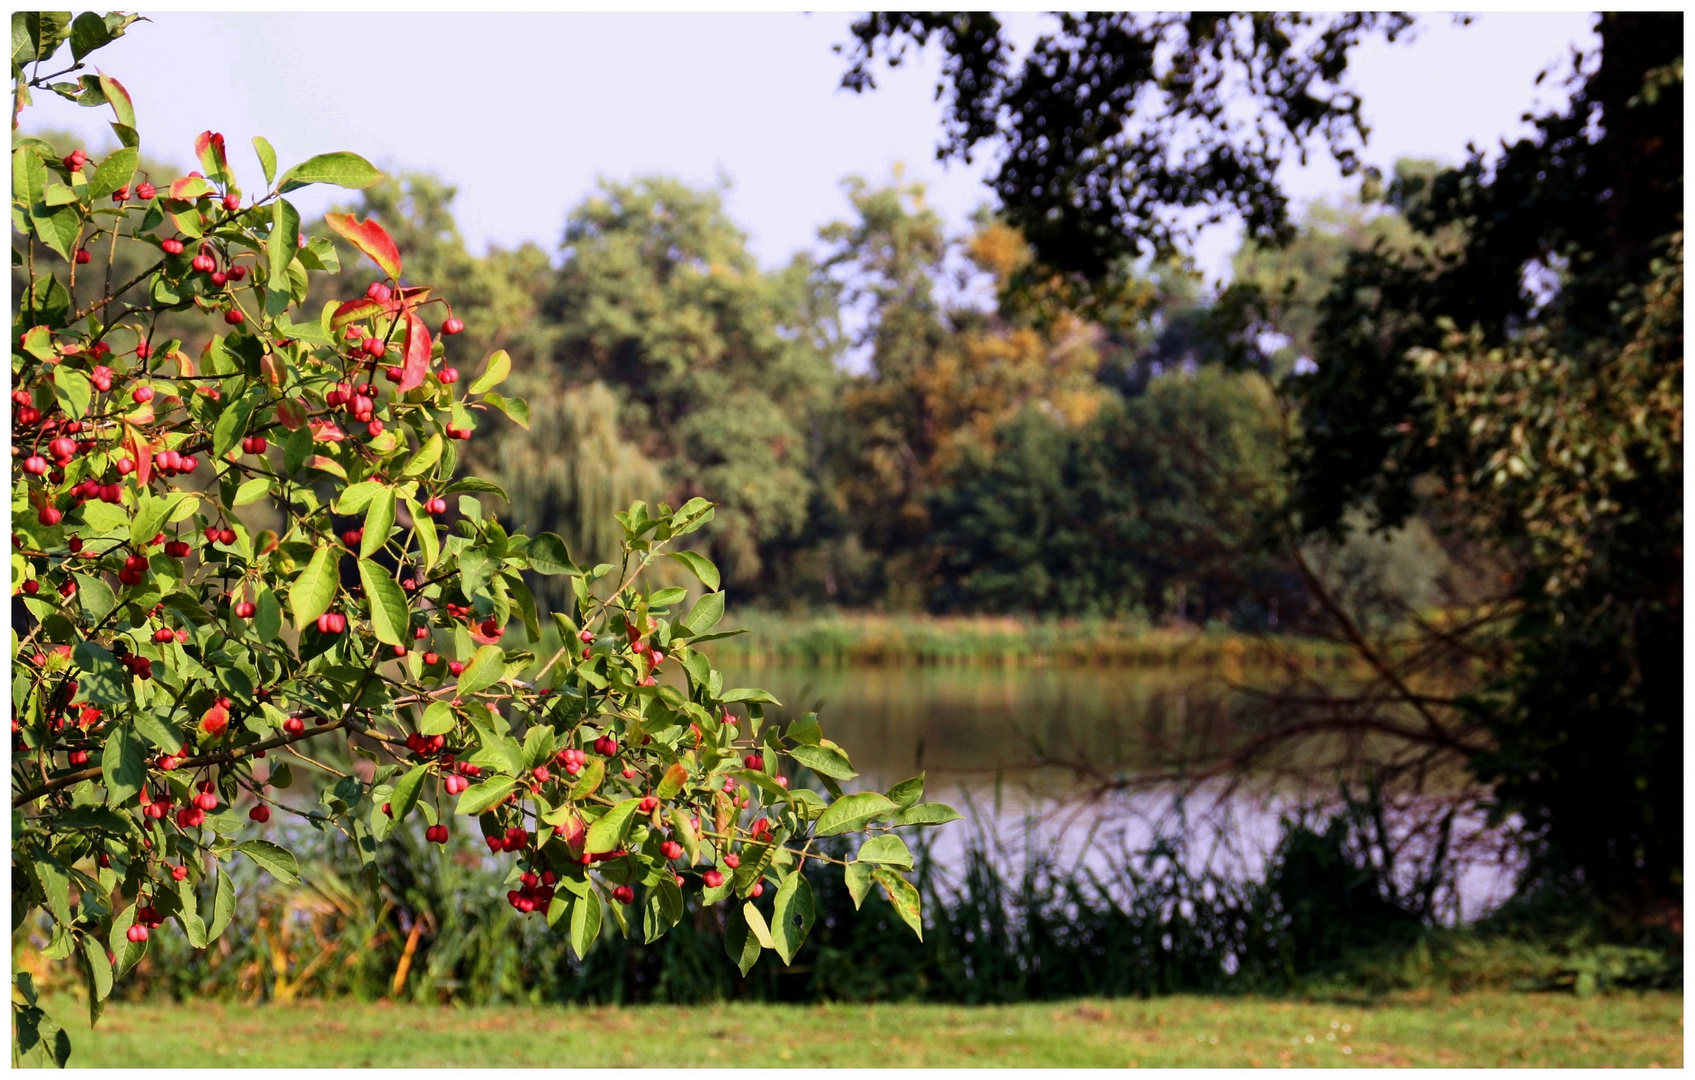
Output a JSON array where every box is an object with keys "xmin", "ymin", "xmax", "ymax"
[{"xmin": 9, "ymin": 13, "xmax": 953, "ymax": 1066}]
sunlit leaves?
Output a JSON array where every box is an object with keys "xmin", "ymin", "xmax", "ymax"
[
  {"xmin": 323, "ymin": 210, "xmax": 401, "ymax": 278},
  {"xmin": 280, "ymin": 153, "xmax": 384, "ymax": 195}
]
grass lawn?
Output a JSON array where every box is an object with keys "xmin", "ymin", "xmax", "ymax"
[{"xmin": 42, "ymin": 990, "xmax": 1682, "ymax": 1068}]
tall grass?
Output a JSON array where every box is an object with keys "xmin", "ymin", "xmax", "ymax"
[
  {"xmin": 21, "ymin": 797, "xmax": 1673, "ymax": 1009},
  {"xmin": 518, "ymin": 611, "xmax": 1359, "ymax": 669}
]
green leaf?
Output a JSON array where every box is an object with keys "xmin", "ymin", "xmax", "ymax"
[
  {"xmin": 721, "ymin": 687, "xmax": 780, "ymax": 706},
  {"xmin": 483, "ymin": 392, "xmax": 530, "ymax": 429},
  {"xmin": 69, "ymin": 11, "xmax": 114, "ymax": 61},
  {"xmin": 888, "ymin": 774, "xmax": 925, "ymax": 809},
  {"xmin": 663, "ymin": 550, "xmax": 720, "ymax": 592},
  {"xmin": 233, "ymin": 476, "xmax": 271, "ymax": 506},
  {"xmin": 81, "ymin": 935, "xmax": 113, "ymax": 1002},
  {"xmin": 856, "ymin": 834, "xmax": 914, "ymax": 870},
  {"xmin": 521, "ymin": 724, "xmax": 556, "ymax": 772},
  {"xmin": 53, "ymin": 366, "xmax": 91, "ymax": 419},
  {"xmin": 679, "ymin": 591, "xmax": 724, "ymax": 635},
  {"xmin": 455, "ymin": 776, "xmax": 516, "ymax": 816},
  {"xmin": 788, "ymin": 744, "xmax": 858, "ymax": 782},
  {"xmin": 176, "ymin": 876, "xmax": 207, "ymax": 948},
  {"xmin": 813, "ymin": 792, "xmax": 895, "ymax": 837},
  {"xmin": 526, "ymin": 532, "xmax": 571, "ymax": 575},
  {"xmin": 467, "ymin": 348, "xmax": 510, "ymax": 395},
  {"xmin": 73, "ymin": 572, "xmax": 114, "ymax": 622},
  {"xmin": 252, "ymin": 136, "xmax": 277, "ymax": 185},
  {"xmin": 36, "ymin": 852, "xmax": 73, "ymax": 925},
  {"xmin": 585, "ymin": 797, "xmax": 642, "ymax": 854},
  {"xmin": 357, "ymin": 560, "xmax": 409, "ymax": 646},
  {"xmin": 669, "ymin": 807, "xmax": 700, "ymax": 866},
  {"xmin": 444, "ymin": 477, "xmax": 508, "ymax": 498},
  {"xmin": 400, "ymin": 433, "xmax": 442, "ymax": 478},
  {"xmin": 670, "ymin": 497, "xmax": 715, "ymax": 536},
  {"xmin": 456, "ymin": 644, "xmax": 506, "ymax": 696},
  {"xmin": 743, "ymin": 901, "xmax": 775, "ymax": 949},
  {"xmin": 236, "ymin": 840, "xmax": 300, "ymax": 884},
  {"xmin": 86, "ymin": 146, "xmax": 135, "ymax": 201},
  {"xmin": 873, "ymin": 868, "xmax": 923, "ymax": 940},
  {"xmin": 568, "ymin": 891, "xmax": 602, "ymax": 961},
  {"xmin": 100, "ymin": 724, "xmax": 146, "ymax": 806},
  {"xmin": 360, "ymin": 486, "xmax": 396, "ymax": 558},
  {"xmin": 389, "ymin": 764, "xmax": 428, "ymax": 825},
  {"xmin": 132, "ymin": 711, "xmax": 181, "ymax": 754},
  {"xmin": 277, "ymin": 151, "xmax": 383, "ymax": 193},
  {"xmin": 647, "ymin": 587, "xmax": 688, "ymax": 607},
  {"xmin": 643, "ymin": 878, "xmax": 684, "ymax": 944},
  {"xmin": 844, "ymin": 861, "xmax": 875, "ymax": 909},
  {"xmin": 724, "ymin": 903, "xmax": 762, "ymax": 976},
  {"xmin": 771, "ymin": 872, "xmax": 815, "ymax": 964},
  {"xmin": 289, "ymin": 547, "xmax": 338, "ymax": 630},
  {"xmin": 333, "ymin": 480, "xmax": 384, "ymax": 515},
  {"xmin": 72, "ymin": 641, "xmax": 127, "ymax": 705},
  {"xmin": 207, "ymin": 869, "xmax": 236, "ymax": 943},
  {"xmin": 254, "ymin": 588, "xmax": 282, "ymax": 644},
  {"xmin": 418, "ymin": 701, "xmax": 455, "ymax": 736},
  {"xmin": 211, "ymin": 392, "xmax": 257, "ymax": 459},
  {"xmin": 894, "ymin": 803, "xmax": 961, "ymax": 827},
  {"xmin": 567, "ymin": 756, "xmax": 605, "ymax": 800},
  {"xmin": 266, "ymin": 198, "xmax": 300, "ymax": 317}
]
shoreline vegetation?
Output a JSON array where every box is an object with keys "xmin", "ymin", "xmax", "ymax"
[{"xmin": 687, "ymin": 612, "xmax": 1359, "ymax": 669}]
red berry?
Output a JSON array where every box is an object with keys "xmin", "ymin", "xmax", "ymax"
[
  {"xmin": 249, "ymin": 805, "xmax": 270, "ymax": 823},
  {"xmin": 223, "ymin": 193, "xmax": 241, "ymax": 212},
  {"xmin": 448, "ymin": 661, "xmax": 465, "ymax": 676},
  {"xmin": 136, "ymin": 182, "xmax": 157, "ymax": 200},
  {"xmin": 441, "ymin": 318, "xmax": 464, "ymax": 336},
  {"xmin": 724, "ymin": 854, "xmax": 741, "ymax": 870},
  {"xmin": 234, "ymin": 602, "xmax": 256, "ymax": 618},
  {"xmin": 423, "ymin": 652, "xmax": 439, "ymax": 666},
  {"xmin": 283, "ymin": 717, "xmax": 305, "ymax": 735},
  {"xmin": 224, "ymin": 309, "xmax": 244, "ymax": 326},
  {"xmin": 37, "ymin": 507, "xmax": 62, "ymax": 526},
  {"xmin": 132, "ymin": 386, "xmax": 154, "ymax": 404},
  {"xmin": 438, "ymin": 367, "xmax": 459, "ymax": 384},
  {"xmin": 612, "ymin": 885, "xmax": 635, "ymax": 905},
  {"xmin": 702, "ymin": 870, "xmax": 724, "ymax": 889},
  {"xmin": 218, "ymin": 528, "xmax": 236, "ymax": 545},
  {"xmin": 161, "ymin": 238, "xmax": 184, "ymax": 255},
  {"xmin": 75, "ymin": 248, "xmax": 92, "ymax": 264}
]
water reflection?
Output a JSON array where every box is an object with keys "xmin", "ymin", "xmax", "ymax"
[{"xmin": 717, "ymin": 662, "xmax": 1520, "ymax": 921}]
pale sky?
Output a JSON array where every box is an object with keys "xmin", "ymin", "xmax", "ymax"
[{"xmin": 23, "ymin": 11, "xmax": 1598, "ymax": 284}]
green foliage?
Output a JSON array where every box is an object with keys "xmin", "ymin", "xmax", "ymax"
[
  {"xmin": 10, "ymin": 19, "xmax": 935, "ymax": 1066},
  {"xmin": 929, "ymin": 369, "xmax": 1289, "ymax": 623}
]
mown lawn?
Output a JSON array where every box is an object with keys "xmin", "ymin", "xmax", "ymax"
[{"xmin": 42, "ymin": 990, "xmax": 1682, "ymax": 1068}]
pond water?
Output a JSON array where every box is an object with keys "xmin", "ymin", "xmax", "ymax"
[{"xmin": 718, "ymin": 662, "xmax": 1522, "ymax": 923}]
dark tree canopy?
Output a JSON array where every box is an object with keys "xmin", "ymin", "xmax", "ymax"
[{"xmin": 839, "ymin": 12, "xmax": 1414, "ymax": 278}]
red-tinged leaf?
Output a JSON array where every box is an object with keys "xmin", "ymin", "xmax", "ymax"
[
  {"xmin": 98, "ymin": 73, "xmax": 135, "ymax": 130},
  {"xmin": 554, "ymin": 814, "xmax": 586, "ymax": 857},
  {"xmin": 310, "ymin": 421, "xmax": 346, "ymax": 443},
  {"xmin": 399, "ymin": 312, "xmax": 431, "ymax": 393},
  {"xmin": 260, "ymin": 352, "xmax": 285, "ymax": 387},
  {"xmin": 304, "ymin": 455, "xmax": 347, "ymax": 480},
  {"xmin": 330, "ymin": 296, "xmax": 396, "ymax": 330},
  {"xmin": 168, "ymin": 176, "xmax": 216, "ymax": 201},
  {"xmin": 199, "ymin": 702, "xmax": 230, "ymax": 738},
  {"xmin": 128, "ymin": 428, "xmax": 151, "ymax": 486},
  {"xmin": 194, "ymin": 131, "xmax": 228, "ymax": 182},
  {"xmin": 397, "ymin": 286, "xmax": 432, "ymax": 307},
  {"xmin": 171, "ymin": 349, "xmax": 196, "ymax": 377},
  {"xmin": 323, "ymin": 212, "xmax": 401, "ymax": 280},
  {"xmin": 468, "ymin": 625, "xmax": 503, "ymax": 646},
  {"xmin": 277, "ymin": 399, "xmax": 307, "ymax": 430}
]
